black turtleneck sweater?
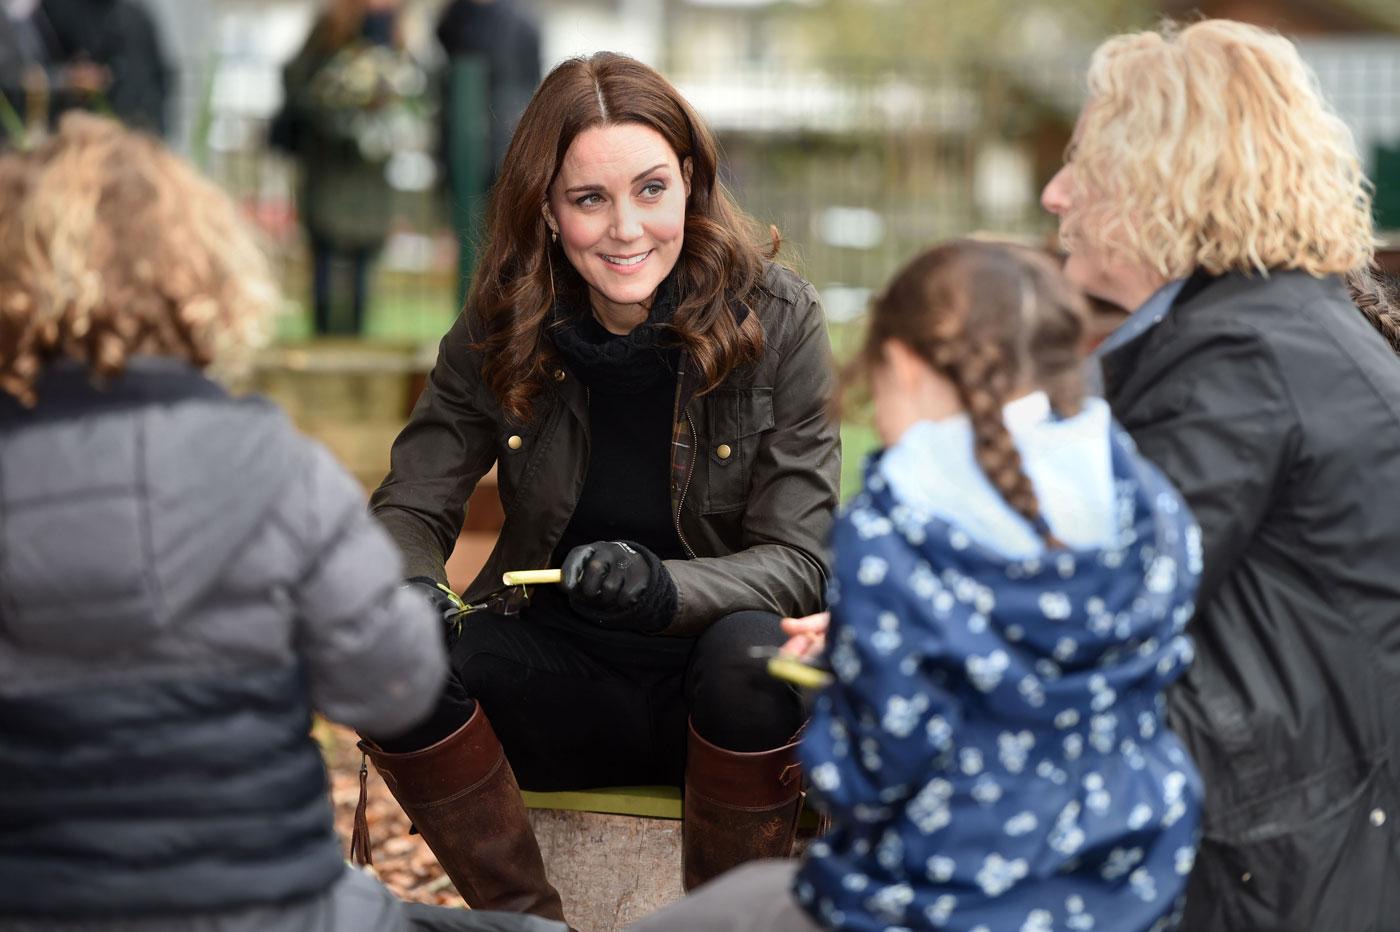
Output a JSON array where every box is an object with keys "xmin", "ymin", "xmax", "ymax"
[
  {"xmin": 530, "ymin": 287, "xmax": 689, "ymax": 650},
  {"xmin": 548, "ymin": 310, "xmax": 686, "ymax": 565}
]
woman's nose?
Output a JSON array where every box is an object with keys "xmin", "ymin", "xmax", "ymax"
[
  {"xmin": 1041, "ymin": 165, "xmax": 1073, "ymax": 217},
  {"xmin": 610, "ymin": 201, "xmax": 644, "ymax": 242}
]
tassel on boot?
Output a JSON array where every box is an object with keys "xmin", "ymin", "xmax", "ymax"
[{"xmin": 351, "ymin": 752, "xmax": 374, "ymax": 868}]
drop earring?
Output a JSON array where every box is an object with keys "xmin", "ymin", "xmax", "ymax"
[{"xmin": 545, "ymin": 235, "xmax": 557, "ymax": 310}]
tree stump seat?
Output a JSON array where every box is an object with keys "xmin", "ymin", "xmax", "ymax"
[{"xmin": 523, "ymin": 787, "xmax": 685, "ymax": 932}]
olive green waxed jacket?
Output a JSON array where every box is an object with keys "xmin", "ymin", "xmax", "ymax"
[{"xmin": 370, "ymin": 262, "xmax": 841, "ymax": 637}]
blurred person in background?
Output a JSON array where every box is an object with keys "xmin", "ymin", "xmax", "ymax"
[
  {"xmin": 435, "ymin": 0, "xmax": 540, "ymax": 174},
  {"xmin": 38, "ymin": 0, "xmax": 170, "ymax": 135},
  {"xmin": 280, "ymin": 0, "xmax": 422, "ymax": 336},
  {"xmin": 629, "ymin": 240, "xmax": 1203, "ymax": 932},
  {"xmin": 434, "ymin": 0, "xmax": 542, "ymax": 303},
  {"xmin": 0, "ymin": 113, "xmax": 561, "ymax": 932},
  {"xmin": 359, "ymin": 51, "xmax": 840, "ymax": 924},
  {"xmin": 1042, "ymin": 18, "xmax": 1400, "ymax": 931},
  {"xmin": 1, "ymin": 0, "xmax": 118, "ymax": 138}
]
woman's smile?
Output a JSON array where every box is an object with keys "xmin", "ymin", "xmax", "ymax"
[{"xmin": 600, "ymin": 249, "xmax": 653, "ymax": 272}]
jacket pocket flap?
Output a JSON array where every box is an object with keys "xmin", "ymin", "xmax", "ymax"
[{"xmin": 704, "ymin": 387, "xmax": 775, "ymax": 444}]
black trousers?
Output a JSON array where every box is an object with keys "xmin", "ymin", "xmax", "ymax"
[
  {"xmin": 377, "ymin": 609, "xmax": 804, "ymax": 791},
  {"xmin": 310, "ymin": 235, "xmax": 374, "ymax": 335}
]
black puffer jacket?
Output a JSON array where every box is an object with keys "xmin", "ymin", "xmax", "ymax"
[{"xmin": 1101, "ymin": 270, "xmax": 1400, "ymax": 931}]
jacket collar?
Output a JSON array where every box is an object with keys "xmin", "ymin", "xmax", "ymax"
[
  {"xmin": 0, "ymin": 357, "xmax": 227, "ymax": 427},
  {"xmin": 1099, "ymin": 268, "xmax": 1221, "ymax": 400}
]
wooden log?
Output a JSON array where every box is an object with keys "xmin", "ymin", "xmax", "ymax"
[{"xmin": 527, "ymin": 808, "xmax": 685, "ymax": 932}]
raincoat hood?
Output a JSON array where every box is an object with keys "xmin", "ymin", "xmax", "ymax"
[
  {"xmin": 826, "ymin": 425, "xmax": 1200, "ymax": 731},
  {"xmin": 794, "ymin": 420, "xmax": 1204, "ymax": 931}
]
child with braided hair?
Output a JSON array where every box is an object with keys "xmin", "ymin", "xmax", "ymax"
[{"xmin": 628, "ymin": 239, "xmax": 1203, "ymax": 932}]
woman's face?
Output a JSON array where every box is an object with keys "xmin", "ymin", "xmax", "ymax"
[
  {"xmin": 1041, "ymin": 111, "xmax": 1165, "ymax": 313},
  {"xmin": 546, "ymin": 122, "xmax": 691, "ymax": 330}
]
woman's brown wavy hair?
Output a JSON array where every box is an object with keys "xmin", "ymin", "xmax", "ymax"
[
  {"xmin": 853, "ymin": 239, "xmax": 1090, "ymax": 544},
  {"xmin": 469, "ymin": 51, "xmax": 771, "ymax": 423},
  {"xmin": 0, "ymin": 114, "xmax": 276, "ymax": 405}
]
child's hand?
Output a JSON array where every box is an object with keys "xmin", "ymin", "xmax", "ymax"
[{"xmin": 781, "ymin": 611, "xmax": 830, "ymax": 660}]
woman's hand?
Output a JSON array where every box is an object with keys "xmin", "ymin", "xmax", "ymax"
[
  {"xmin": 403, "ymin": 576, "xmax": 466, "ymax": 622},
  {"xmin": 560, "ymin": 540, "xmax": 677, "ymax": 633},
  {"xmin": 561, "ymin": 541, "xmax": 652, "ymax": 609},
  {"xmin": 780, "ymin": 611, "xmax": 829, "ymax": 660}
]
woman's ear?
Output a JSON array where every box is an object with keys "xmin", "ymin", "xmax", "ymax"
[{"xmin": 541, "ymin": 202, "xmax": 558, "ymax": 235}]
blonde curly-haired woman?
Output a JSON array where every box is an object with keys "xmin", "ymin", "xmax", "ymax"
[{"xmin": 1041, "ymin": 19, "xmax": 1400, "ymax": 931}]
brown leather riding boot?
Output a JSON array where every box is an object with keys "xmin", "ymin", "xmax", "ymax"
[
  {"xmin": 681, "ymin": 718, "xmax": 804, "ymax": 891},
  {"xmin": 358, "ymin": 705, "xmax": 567, "ymax": 923}
]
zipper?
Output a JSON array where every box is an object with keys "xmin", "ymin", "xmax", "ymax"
[
  {"xmin": 576, "ymin": 383, "xmax": 591, "ymax": 520},
  {"xmin": 673, "ymin": 410, "xmax": 698, "ymax": 559}
]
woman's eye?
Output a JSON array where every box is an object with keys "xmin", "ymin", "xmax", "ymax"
[
  {"xmin": 575, "ymin": 193, "xmax": 603, "ymax": 207},
  {"xmin": 641, "ymin": 182, "xmax": 666, "ymax": 198}
]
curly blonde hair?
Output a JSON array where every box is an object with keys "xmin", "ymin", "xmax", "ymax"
[
  {"xmin": 0, "ymin": 114, "xmax": 278, "ymax": 405},
  {"xmin": 1062, "ymin": 18, "xmax": 1375, "ymax": 279}
]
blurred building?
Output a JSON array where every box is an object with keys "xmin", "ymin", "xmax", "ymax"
[{"xmin": 122, "ymin": 0, "xmax": 1397, "ymax": 338}]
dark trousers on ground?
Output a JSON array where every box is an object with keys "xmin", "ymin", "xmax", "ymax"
[
  {"xmin": 376, "ymin": 609, "xmax": 805, "ymax": 788},
  {"xmin": 405, "ymin": 901, "xmax": 565, "ymax": 931},
  {"xmin": 310, "ymin": 236, "xmax": 374, "ymax": 335}
]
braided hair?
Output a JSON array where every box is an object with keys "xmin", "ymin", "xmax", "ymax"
[
  {"xmin": 1347, "ymin": 266, "xmax": 1400, "ymax": 354},
  {"xmin": 858, "ymin": 240, "xmax": 1090, "ymax": 547}
]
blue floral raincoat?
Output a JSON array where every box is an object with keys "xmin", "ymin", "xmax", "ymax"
[{"xmin": 795, "ymin": 423, "xmax": 1203, "ymax": 932}]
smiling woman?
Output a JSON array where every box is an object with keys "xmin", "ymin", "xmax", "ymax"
[
  {"xmin": 464, "ymin": 52, "xmax": 773, "ymax": 424},
  {"xmin": 361, "ymin": 52, "xmax": 841, "ymax": 926}
]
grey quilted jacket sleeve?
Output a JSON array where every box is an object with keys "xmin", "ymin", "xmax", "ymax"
[{"xmin": 290, "ymin": 442, "xmax": 448, "ymax": 737}]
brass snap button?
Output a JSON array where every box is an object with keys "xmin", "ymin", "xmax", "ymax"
[
  {"xmin": 716, "ymin": 443, "xmax": 732, "ymax": 460},
  {"xmin": 507, "ymin": 435, "xmax": 524, "ymax": 450},
  {"xmin": 553, "ymin": 369, "xmax": 566, "ymax": 382}
]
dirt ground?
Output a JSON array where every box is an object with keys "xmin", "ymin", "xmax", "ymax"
[{"xmin": 319, "ymin": 720, "xmax": 464, "ymax": 907}]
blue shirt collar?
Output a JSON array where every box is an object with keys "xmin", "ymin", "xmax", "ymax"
[{"xmin": 1093, "ymin": 277, "xmax": 1187, "ymax": 359}]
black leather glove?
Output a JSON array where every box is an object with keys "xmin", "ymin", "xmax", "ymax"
[
  {"xmin": 560, "ymin": 540, "xmax": 677, "ymax": 633},
  {"xmin": 403, "ymin": 576, "xmax": 466, "ymax": 624}
]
